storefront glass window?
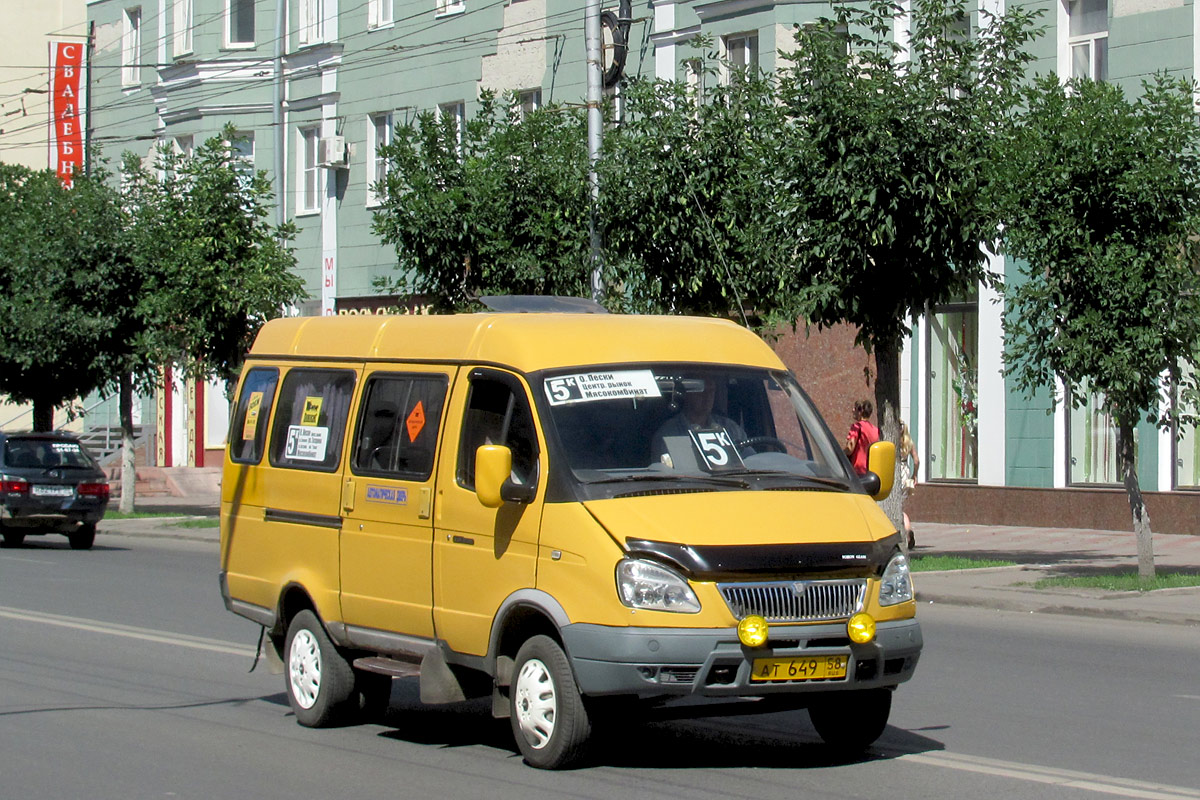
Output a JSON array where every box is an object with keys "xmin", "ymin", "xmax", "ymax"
[
  {"xmin": 928, "ymin": 299, "xmax": 978, "ymax": 481},
  {"xmin": 1068, "ymin": 382, "xmax": 1123, "ymax": 485}
]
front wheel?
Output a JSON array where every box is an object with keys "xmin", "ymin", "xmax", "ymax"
[
  {"xmin": 284, "ymin": 610, "xmax": 357, "ymax": 727},
  {"xmin": 808, "ymin": 688, "xmax": 892, "ymax": 754},
  {"xmin": 509, "ymin": 635, "xmax": 592, "ymax": 769}
]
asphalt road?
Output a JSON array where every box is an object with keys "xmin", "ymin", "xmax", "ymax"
[{"xmin": 1, "ymin": 533, "xmax": 1198, "ymax": 800}]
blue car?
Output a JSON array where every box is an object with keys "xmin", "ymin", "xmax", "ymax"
[{"xmin": 0, "ymin": 432, "xmax": 110, "ymax": 550}]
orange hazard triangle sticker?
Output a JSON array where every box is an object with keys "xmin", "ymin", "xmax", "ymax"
[{"xmin": 406, "ymin": 401, "xmax": 426, "ymax": 442}]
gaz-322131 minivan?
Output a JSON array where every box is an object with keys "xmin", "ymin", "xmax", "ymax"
[{"xmin": 219, "ymin": 303, "xmax": 921, "ymax": 769}]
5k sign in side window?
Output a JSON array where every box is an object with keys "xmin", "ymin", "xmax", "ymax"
[{"xmin": 269, "ymin": 369, "xmax": 356, "ymax": 472}]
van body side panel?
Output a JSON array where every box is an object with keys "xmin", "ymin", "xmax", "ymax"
[
  {"xmin": 432, "ymin": 369, "xmax": 543, "ymax": 657},
  {"xmin": 339, "ymin": 364, "xmax": 455, "ymax": 642}
]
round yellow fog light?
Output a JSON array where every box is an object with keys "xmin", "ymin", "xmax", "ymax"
[
  {"xmin": 847, "ymin": 612, "xmax": 877, "ymax": 644},
  {"xmin": 737, "ymin": 615, "xmax": 769, "ymax": 647}
]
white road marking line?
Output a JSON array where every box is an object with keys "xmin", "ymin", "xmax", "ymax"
[
  {"xmin": 0, "ymin": 604, "xmax": 255, "ymax": 658},
  {"xmin": 900, "ymin": 752, "xmax": 1200, "ymax": 799},
  {"xmin": 0, "ymin": 556, "xmax": 57, "ymax": 565}
]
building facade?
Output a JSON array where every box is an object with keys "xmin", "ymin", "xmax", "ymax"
[{"xmin": 79, "ymin": 0, "xmax": 1200, "ymax": 527}]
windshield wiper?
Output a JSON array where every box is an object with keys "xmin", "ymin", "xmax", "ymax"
[
  {"xmin": 720, "ymin": 470, "xmax": 852, "ymax": 491},
  {"xmin": 585, "ymin": 473, "xmax": 751, "ymax": 489}
]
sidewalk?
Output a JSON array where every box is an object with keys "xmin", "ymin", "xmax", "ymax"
[
  {"xmin": 94, "ymin": 496, "xmax": 1200, "ymax": 626},
  {"xmin": 911, "ymin": 523, "xmax": 1200, "ymax": 626}
]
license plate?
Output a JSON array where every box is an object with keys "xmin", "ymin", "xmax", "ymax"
[
  {"xmin": 750, "ymin": 655, "xmax": 848, "ymax": 682},
  {"xmin": 31, "ymin": 485, "xmax": 75, "ymax": 498}
]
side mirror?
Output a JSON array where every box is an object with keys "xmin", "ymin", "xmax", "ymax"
[
  {"xmin": 475, "ymin": 444, "xmax": 536, "ymax": 507},
  {"xmin": 866, "ymin": 440, "xmax": 895, "ymax": 501},
  {"xmin": 475, "ymin": 445, "xmax": 511, "ymax": 508}
]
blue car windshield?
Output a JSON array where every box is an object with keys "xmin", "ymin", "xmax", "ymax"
[{"xmin": 540, "ymin": 366, "xmax": 854, "ymax": 487}]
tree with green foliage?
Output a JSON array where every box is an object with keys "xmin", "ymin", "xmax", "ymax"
[
  {"xmin": 768, "ymin": 0, "xmax": 1041, "ymax": 524},
  {"xmin": 110, "ymin": 125, "xmax": 304, "ymax": 510},
  {"xmin": 0, "ymin": 165, "xmax": 127, "ymax": 432},
  {"xmin": 373, "ymin": 92, "xmax": 594, "ymax": 311},
  {"xmin": 600, "ymin": 66, "xmax": 791, "ymax": 318},
  {"xmin": 997, "ymin": 75, "xmax": 1200, "ymax": 579}
]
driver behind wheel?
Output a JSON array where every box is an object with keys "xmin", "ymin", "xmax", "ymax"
[{"xmin": 651, "ymin": 375, "xmax": 751, "ymax": 466}]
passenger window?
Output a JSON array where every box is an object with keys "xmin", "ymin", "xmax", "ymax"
[
  {"xmin": 351, "ymin": 374, "xmax": 448, "ymax": 480},
  {"xmin": 229, "ymin": 367, "xmax": 278, "ymax": 464},
  {"xmin": 268, "ymin": 368, "xmax": 357, "ymax": 472},
  {"xmin": 458, "ymin": 374, "xmax": 539, "ymax": 491}
]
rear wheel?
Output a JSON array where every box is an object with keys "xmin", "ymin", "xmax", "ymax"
[
  {"xmin": 1, "ymin": 527, "xmax": 26, "ymax": 547},
  {"xmin": 509, "ymin": 635, "xmax": 592, "ymax": 769},
  {"xmin": 808, "ymin": 688, "xmax": 892, "ymax": 754},
  {"xmin": 284, "ymin": 610, "xmax": 357, "ymax": 727},
  {"xmin": 68, "ymin": 523, "xmax": 96, "ymax": 550}
]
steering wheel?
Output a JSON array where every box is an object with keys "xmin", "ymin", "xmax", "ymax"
[{"xmin": 736, "ymin": 436, "xmax": 788, "ymax": 454}]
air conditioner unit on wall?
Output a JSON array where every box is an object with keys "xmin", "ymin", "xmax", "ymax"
[{"xmin": 317, "ymin": 135, "xmax": 348, "ymax": 169}]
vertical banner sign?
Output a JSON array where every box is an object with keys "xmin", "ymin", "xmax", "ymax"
[
  {"xmin": 49, "ymin": 41, "xmax": 84, "ymax": 187},
  {"xmin": 321, "ymin": 253, "xmax": 336, "ymax": 316}
]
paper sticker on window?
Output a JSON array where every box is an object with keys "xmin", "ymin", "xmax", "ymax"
[
  {"xmin": 242, "ymin": 391, "xmax": 264, "ymax": 440},
  {"xmin": 300, "ymin": 396, "xmax": 323, "ymax": 427},
  {"xmin": 544, "ymin": 370, "xmax": 662, "ymax": 406},
  {"xmin": 688, "ymin": 427, "xmax": 745, "ymax": 472},
  {"xmin": 51, "ymin": 442, "xmax": 82, "ymax": 453},
  {"xmin": 285, "ymin": 425, "xmax": 329, "ymax": 461},
  {"xmin": 406, "ymin": 401, "xmax": 426, "ymax": 442}
]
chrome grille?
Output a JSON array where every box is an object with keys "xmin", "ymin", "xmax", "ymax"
[{"xmin": 718, "ymin": 579, "xmax": 867, "ymax": 623}]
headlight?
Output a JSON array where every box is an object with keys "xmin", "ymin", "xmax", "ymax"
[
  {"xmin": 878, "ymin": 551, "xmax": 914, "ymax": 606},
  {"xmin": 615, "ymin": 559, "xmax": 701, "ymax": 613}
]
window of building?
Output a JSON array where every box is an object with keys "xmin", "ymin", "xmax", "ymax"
[
  {"xmin": 438, "ymin": 101, "xmax": 465, "ymax": 146},
  {"xmin": 173, "ymin": 0, "xmax": 193, "ymax": 56},
  {"xmin": 230, "ymin": 131, "xmax": 254, "ymax": 190},
  {"xmin": 1068, "ymin": 0, "xmax": 1108, "ymax": 80},
  {"xmin": 367, "ymin": 113, "xmax": 393, "ymax": 206},
  {"xmin": 229, "ymin": 368, "xmax": 279, "ymax": 464},
  {"xmin": 269, "ymin": 369, "xmax": 357, "ymax": 472},
  {"xmin": 1068, "ymin": 382, "xmax": 1122, "ymax": 484},
  {"xmin": 928, "ymin": 297, "xmax": 978, "ymax": 481},
  {"xmin": 723, "ymin": 32, "xmax": 759, "ymax": 79},
  {"xmin": 351, "ymin": 374, "xmax": 448, "ymax": 480},
  {"xmin": 299, "ymin": 127, "xmax": 319, "ymax": 213},
  {"xmin": 516, "ymin": 89, "xmax": 541, "ymax": 119},
  {"xmin": 1175, "ymin": 365, "xmax": 1200, "ymax": 489},
  {"xmin": 368, "ymin": 0, "xmax": 393, "ymax": 28},
  {"xmin": 174, "ymin": 134, "xmax": 194, "ymax": 158},
  {"xmin": 436, "ymin": 0, "xmax": 466, "ymax": 16},
  {"xmin": 227, "ymin": 0, "xmax": 255, "ymax": 46},
  {"xmin": 457, "ymin": 372, "xmax": 539, "ymax": 492},
  {"xmin": 122, "ymin": 7, "xmax": 142, "ymax": 86},
  {"xmin": 299, "ymin": 0, "xmax": 326, "ymax": 44}
]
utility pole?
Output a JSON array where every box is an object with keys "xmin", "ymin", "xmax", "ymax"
[{"xmin": 585, "ymin": 0, "xmax": 604, "ymax": 302}]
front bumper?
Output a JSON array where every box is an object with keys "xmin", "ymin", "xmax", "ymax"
[{"xmin": 561, "ymin": 617, "xmax": 922, "ymax": 698}]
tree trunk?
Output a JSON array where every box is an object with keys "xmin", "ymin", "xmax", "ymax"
[
  {"xmin": 1118, "ymin": 419, "xmax": 1155, "ymax": 581},
  {"xmin": 872, "ymin": 336, "xmax": 905, "ymax": 535},
  {"xmin": 118, "ymin": 373, "xmax": 137, "ymax": 515},
  {"xmin": 32, "ymin": 400, "xmax": 54, "ymax": 432}
]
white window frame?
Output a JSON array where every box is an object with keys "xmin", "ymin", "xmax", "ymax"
[
  {"xmin": 438, "ymin": 101, "xmax": 465, "ymax": 146},
  {"xmin": 1065, "ymin": 0, "xmax": 1108, "ymax": 81},
  {"xmin": 299, "ymin": 0, "xmax": 326, "ymax": 45},
  {"xmin": 722, "ymin": 32, "xmax": 759, "ymax": 81},
  {"xmin": 368, "ymin": 0, "xmax": 393, "ymax": 29},
  {"xmin": 173, "ymin": 0, "xmax": 193, "ymax": 57},
  {"xmin": 226, "ymin": 0, "xmax": 256, "ymax": 47},
  {"xmin": 516, "ymin": 88, "xmax": 541, "ymax": 119},
  {"xmin": 174, "ymin": 134, "xmax": 194, "ymax": 158},
  {"xmin": 298, "ymin": 127, "xmax": 320, "ymax": 214},
  {"xmin": 122, "ymin": 7, "xmax": 142, "ymax": 87},
  {"xmin": 366, "ymin": 113, "xmax": 393, "ymax": 207},
  {"xmin": 436, "ymin": 0, "xmax": 466, "ymax": 17},
  {"xmin": 230, "ymin": 131, "xmax": 255, "ymax": 190}
]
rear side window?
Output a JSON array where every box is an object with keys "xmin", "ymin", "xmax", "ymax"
[
  {"xmin": 351, "ymin": 373, "xmax": 448, "ymax": 481},
  {"xmin": 3, "ymin": 438, "xmax": 96, "ymax": 469},
  {"xmin": 269, "ymin": 368, "xmax": 357, "ymax": 472},
  {"xmin": 229, "ymin": 367, "xmax": 279, "ymax": 464}
]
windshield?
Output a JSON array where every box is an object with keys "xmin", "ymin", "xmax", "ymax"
[
  {"xmin": 540, "ymin": 365, "xmax": 855, "ymax": 492},
  {"xmin": 3, "ymin": 437, "xmax": 98, "ymax": 470}
]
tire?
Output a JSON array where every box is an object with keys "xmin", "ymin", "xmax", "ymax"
[
  {"xmin": 509, "ymin": 635, "xmax": 592, "ymax": 769},
  {"xmin": 1, "ymin": 527, "xmax": 26, "ymax": 547},
  {"xmin": 284, "ymin": 609, "xmax": 357, "ymax": 727},
  {"xmin": 68, "ymin": 524, "xmax": 96, "ymax": 550},
  {"xmin": 808, "ymin": 688, "xmax": 892, "ymax": 754}
]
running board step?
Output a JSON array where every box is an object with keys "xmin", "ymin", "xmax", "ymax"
[{"xmin": 352, "ymin": 656, "xmax": 422, "ymax": 678}]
